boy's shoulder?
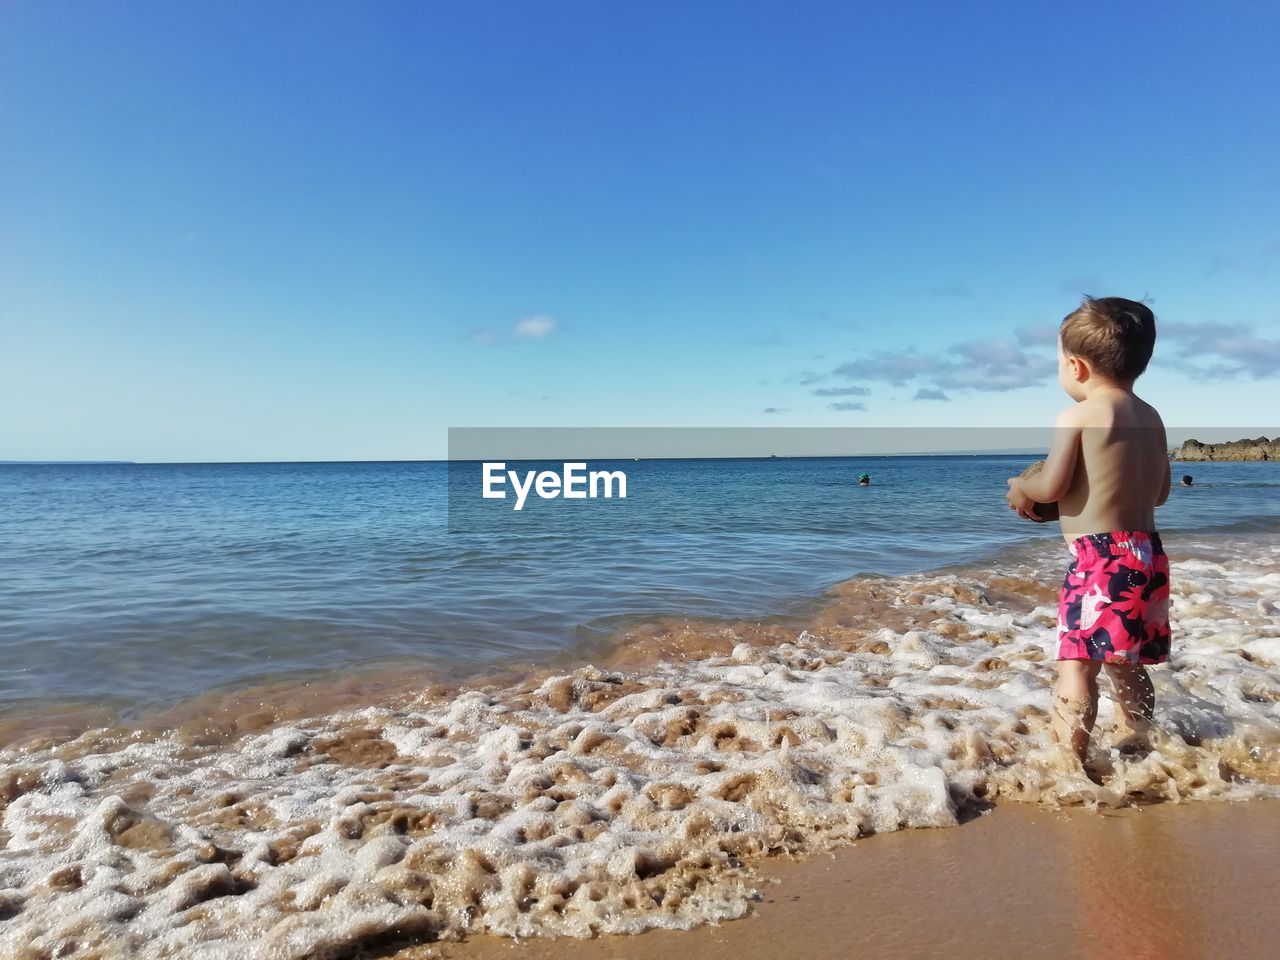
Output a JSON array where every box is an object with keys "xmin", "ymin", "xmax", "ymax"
[
  {"xmin": 1133, "ymin": 393, "xmax": 1166, "ymax": 426},
  {"xmin": 1058, "ymin": 393, "xmax": 1165, "ymax": 429},
  {"xmin": 1053, "ymin": 400, "xmax": 1092, "ymax": 429}
]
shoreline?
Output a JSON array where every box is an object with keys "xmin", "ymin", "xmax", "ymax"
[
  {"xmin": 5, "ymin": 466, "xmax": 1275, "ymax": 752},
  {"xmin": 412, "ymin": 800, "xmax": 1280, "ymax": 960},
  {"xmin": 0, "ymin": 534, "xmax": 1065, "ymax": 752},
  {"xmin": 2, "ymin": 530, "xmax": 1278, "ymax": 956},
  {"xmin": 2, "ymin": 519, "xmax": 1263, "ymax": 754}
]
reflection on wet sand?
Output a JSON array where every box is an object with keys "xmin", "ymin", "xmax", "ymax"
[{"xmin": 423, "ymin": 802, "xmax": 1280, "ymax": 960}]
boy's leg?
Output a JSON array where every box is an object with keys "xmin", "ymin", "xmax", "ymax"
[
  {"xmin": 1104, "ymin": 662, "xmax": 1155, "ymax": 739},
  {"xmin": 1052, "ymin": 660, "xmax": 1101, "ymax": 763}
]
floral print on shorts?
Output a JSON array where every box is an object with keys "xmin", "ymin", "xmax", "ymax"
[{"xmin": 1057, "ymin": 531, "xmax": 1171, "ymax": 665}]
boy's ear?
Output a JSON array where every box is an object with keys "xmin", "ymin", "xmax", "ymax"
[{"xmin": 1069, "ymin": 355, "xmax": 1089, "ymax": 384}]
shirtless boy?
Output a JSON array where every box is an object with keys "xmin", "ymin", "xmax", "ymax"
[{"xmin": 1007, "ymin": 297, "xmax": 1172, "ymax": 763}]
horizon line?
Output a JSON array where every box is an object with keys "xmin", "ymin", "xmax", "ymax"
[{"xmin": 2, "ymin": 451, "xmax": 1057, "ymax": 466}]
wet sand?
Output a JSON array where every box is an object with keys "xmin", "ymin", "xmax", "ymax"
[
  {"xmin": 6, "ymin": 537, "xmax": 1279, "ymax": 958},
  {"xmin": 412, "ymin": 800, "xmax": 1280, "ymax": 960}
]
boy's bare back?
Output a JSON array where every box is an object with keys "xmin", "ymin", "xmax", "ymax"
[{"xmin": 1056, "ymin": 389, "xmax": 1170, "ymax": 541}]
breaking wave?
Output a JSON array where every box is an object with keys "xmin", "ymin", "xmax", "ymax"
[{"xmin": 2, "ymin": 533, "xmax": 1279, "ymax": 958}]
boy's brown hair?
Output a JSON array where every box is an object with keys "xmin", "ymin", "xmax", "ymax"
[{"xmin": 1059, "ymin": 296, "xmax": 1157, "ymax": 382}]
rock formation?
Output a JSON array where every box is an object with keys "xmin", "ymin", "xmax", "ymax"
[{"xmin": 1171, "ymin": 437, "xmax": 1280, "ymax": 461}]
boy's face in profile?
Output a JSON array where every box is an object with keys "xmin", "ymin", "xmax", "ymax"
[{"xmin": 1057, "ymin": 337, "xmax": 1087, "ymax": 402}]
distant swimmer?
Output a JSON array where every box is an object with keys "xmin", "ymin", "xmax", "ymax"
[
  {"xmin": 857, "ymin": 473, "xmax": 871, "ymax": 486},
  {"xmin": 1181, "ymin": 475, "xmax": 1193, "ymax": 486}
]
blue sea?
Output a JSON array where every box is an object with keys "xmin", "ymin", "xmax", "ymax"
[
  {"xmin": 4, "ymin": 457, "xmax": 1280, "ymax": 955},
  {"xmin": 1, "ymin": 457, "xmax": 1276, "ymax": 726}
]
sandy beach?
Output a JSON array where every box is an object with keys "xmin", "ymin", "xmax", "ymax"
[
  {"xmin": 3, "ymin": 531, "xmax": 1279, "ymax": 959},
  {"xmin": 416, "ymin": 800, "xmax": 1280, "ymax": 960},
  {"xmin": 7, "ymin": 2, "xmax": 1280, "ymax": 956}
]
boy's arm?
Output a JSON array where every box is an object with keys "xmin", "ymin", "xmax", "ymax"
[
  {"xmin": 1015, "ymin": 408, "xmax": 1081, "ymax": 503},
  {"xmin": 1156, "ymin": 424, "xmax": 1172, "ymax": 506}
]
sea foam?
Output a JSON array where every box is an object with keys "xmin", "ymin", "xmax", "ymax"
[{"xmin": 2, "ymin": 534, "xmax": 1279, "ymax": 958}]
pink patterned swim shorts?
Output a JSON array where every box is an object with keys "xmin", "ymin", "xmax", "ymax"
[{"xmin": 1057, "ymin": 531, "xmax": 1171, "ymax": 665}]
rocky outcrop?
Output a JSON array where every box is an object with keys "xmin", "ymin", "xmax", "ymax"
[{"xmin": 1172, "ymin": 437, "xmax": 1280, "ymax": 461}]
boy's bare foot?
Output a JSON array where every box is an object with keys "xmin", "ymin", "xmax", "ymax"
[
  {"xmin": 1051, "ymin": 692, "xmax": 1096, "ymax": 764},
  {"xmin": 1103, "ymin": 662, "xmax": 1156, "ymax": 756},
  {"xmin": 1080, "ymin": 759, "xmax": 1108, "ymax": 787},
  {"xmin": 1112, "ymin": 716, "xmax": 1155, "ymax": 756},
  {"xmin": 1047, "ymin": 742, "xmax": 1108, "ymax": 795}
]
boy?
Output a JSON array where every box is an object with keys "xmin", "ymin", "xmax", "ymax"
[{"xmin": 1006, "ymin": 296, "xmax": 1172, "ymax": 764}]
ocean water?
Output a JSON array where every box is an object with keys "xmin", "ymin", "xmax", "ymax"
[
  {"xmin": 1, "ymin": 457, "xmax": 1277, "ymax": 723},
  {"xmin": 2, "ymin": 458, "xmax": 1280, "ymax": 957}
]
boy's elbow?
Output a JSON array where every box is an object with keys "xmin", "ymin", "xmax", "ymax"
[
  {"xmin": 1037, "ymin": 466, "xmax": 1074, "ymax": 503},
  {"xmin": 1042, "ymin": 480, "xmax": 1072, "ymax": 504}
]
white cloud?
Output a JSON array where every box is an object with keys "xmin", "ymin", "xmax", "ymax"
[
  {"xmin": 1015, "ymin": 322, "xmax": 1059, "ymax": 347},
  {"xmin": 1207, "ymin": 243, "xmax": 1280, "ymax": 277},
  {"xmin": 784, "ymin": 370, "xmax": 827, "ymax": 386},
  {"xmin": 813, "ymin": 386, "xmax": 871, "ymax": 397},
  {"xmin": 514, "ymin": 315, "xmax": 557, "ymax": 340},
  {"xmin": 1162, "ymin": 321, "xmax": 1280, "ymax": 380},
  {"xmin": 913, "ymin": 388, "xmax": 949, "ymax": 401},
  {"xmin": 831, "ymin": 338, "xmax": 1055, "ymax": 394}
]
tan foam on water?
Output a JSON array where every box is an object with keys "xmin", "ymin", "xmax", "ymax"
[
  {"xmin": 3, "ymin": 534, "xmax": 1280, "ymax": 958},
  {"xmin": 0, "ymin": 666, "xmax": 461, "ymax": 754},
  {"xmin": 0, "ymin": 703, "xmax": 121, "ymax": 753}
]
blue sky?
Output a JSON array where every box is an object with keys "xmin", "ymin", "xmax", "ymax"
[{"xmin": 2, "ymin": 1, "xmax": 1277, "ymax": 461}]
